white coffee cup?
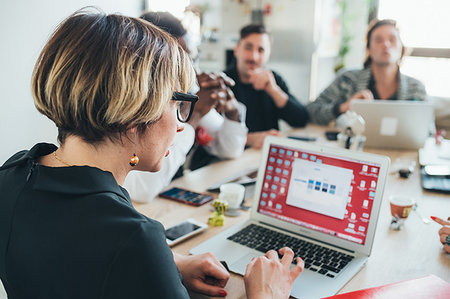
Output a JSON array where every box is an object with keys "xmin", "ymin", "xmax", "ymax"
[{"xmin": 219, "ymin": 183, "xmax": 245, "ymax": 210}]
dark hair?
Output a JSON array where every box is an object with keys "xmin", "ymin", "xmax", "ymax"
[
  {"xmin": 140, "ymin": 11, "xmax": 186, "ymax": 38},
  {"xmin": 363, "ymin": 19, "xmax": 404, "ymax": 68},
  {"xmin": 239, "ymin": 24, "xmax": 268, "ymax": 40}
]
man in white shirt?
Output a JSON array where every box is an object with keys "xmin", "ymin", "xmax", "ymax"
[{"xmin": 123, "ymin": 12, "xmax": 248, "ymax": 202}]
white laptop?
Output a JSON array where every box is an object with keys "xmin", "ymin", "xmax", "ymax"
[
  {"xmin": 350, "ymin": 100, "xmax": 434, "ymax": 150},
  {"xmin": 191, "ymin": 136, "xmax": 390, "ymax": 299}
]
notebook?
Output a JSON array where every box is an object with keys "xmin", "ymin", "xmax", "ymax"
[
  {"xmin": 323, "ymin": 274, "xmax": 450, "ymax": 299},
  {"xmin": 350, "ymin": 100, "xmax": 434, "ymax": 150},
  {"xmin": 191, "ymin": 136, "xmax": 390, "ymax": 298}
]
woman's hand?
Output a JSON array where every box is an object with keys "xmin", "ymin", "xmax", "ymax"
[
  {"xmin": 431, "ymin": 216, "xmax": 450, "ymax": 253},
  {"xmin": 173, "ymin": 252, "xmax": 230, "ymax": 297},
  {"xmin": 244, "ymin": 247, "xmax": 305, "ymax": 299}
]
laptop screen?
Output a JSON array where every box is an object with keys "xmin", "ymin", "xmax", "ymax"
[{"xmin": 257, "ymin": 144, "xmax": 381, "ymax": 245}]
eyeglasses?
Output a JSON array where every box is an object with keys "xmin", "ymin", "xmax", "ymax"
[{"xmin": 171, "ymin": 91, "xmax": 199, "ymax": 123}]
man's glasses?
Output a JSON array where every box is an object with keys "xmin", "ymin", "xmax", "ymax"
[{"xmin": 171, "ymin": 92, "xmax": 199, "ymax": 123}]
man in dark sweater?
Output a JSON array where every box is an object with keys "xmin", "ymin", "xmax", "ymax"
[{"xmin": 225, "ymin": 24, "xmax": 309, "ymax": 148}]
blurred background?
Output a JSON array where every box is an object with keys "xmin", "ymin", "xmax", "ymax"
[{"xmin": 1, "ymin": 0, "xmax": 449, "ymax": 163}]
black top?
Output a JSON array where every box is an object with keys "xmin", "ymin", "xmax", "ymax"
[
  {"xmin": 367, "ymin": 73, "xmax": 398, "ymax": 100},
  {"xmin": 225, "ymin": 64, "xmax": 309, "ymax": 132},
  {"xmin": 0, "ymin": 143, "xmax": 189, "ymax": 299}
]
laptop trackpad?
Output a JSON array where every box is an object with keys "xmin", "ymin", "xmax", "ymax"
[{"xmin": 229, "ymin": 252, "xmax": 259, "ymax": 275}]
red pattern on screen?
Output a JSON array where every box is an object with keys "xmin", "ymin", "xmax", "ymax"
[{"xmin": 257, "ymin": 145, "xmax": 380, "ymax": 245}]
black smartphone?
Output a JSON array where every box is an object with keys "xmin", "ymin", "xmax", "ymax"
[
  {"xmin": 288, "ymin": 135, "xmax": 317, "ymax": 142},
  {"xmin": 207, "ymin": 168, "xmax": 258, "ymax": 192},
  {"xmin": 325, "ymin": 131, "xmax": 339, "ymax": 141},
  {"xmin": 159, "ymin": 187, "xmax": 213, "ymax": 206}
]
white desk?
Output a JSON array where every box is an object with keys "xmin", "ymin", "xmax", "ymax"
[{"xmin": 134, "ymin": 125, "xmax": 450, "ymax": 298}]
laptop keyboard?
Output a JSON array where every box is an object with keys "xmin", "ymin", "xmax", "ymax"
[{"xmin": 227, "ymin": 224, "xmax": 354, "ymax": 278}]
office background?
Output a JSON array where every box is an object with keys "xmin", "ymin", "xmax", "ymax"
[
  {"xmin": 1, "ymin": 0, "xmax": 449, "ymax": 297},
  {"xmin": 0, "ymin": 0, "xmax": 370, "ymax": 163},
  {"xmin": 2, "ymin": 0, "xmax": 450, "ymax": 163},
  {"xmin": 0, "ymin": 0, "xmax": 142, "ymax": 165}
]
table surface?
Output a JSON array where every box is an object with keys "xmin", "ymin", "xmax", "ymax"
[{"xmin": 134, "ymin": 125, "xmax": 450, "ymax": 298}]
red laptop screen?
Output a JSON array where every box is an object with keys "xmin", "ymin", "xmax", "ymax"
[{"xmin": 257, "ymin": 145, "xmax": 381, "ymax": 245}]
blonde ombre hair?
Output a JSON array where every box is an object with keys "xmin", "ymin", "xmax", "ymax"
[{"xmin": 32, "ymin": 8, "xmax": 195, "ymax": 144}]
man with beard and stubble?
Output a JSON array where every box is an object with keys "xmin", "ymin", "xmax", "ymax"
[{"xmin": 225, "ymin": 24, "xmax": 309, "ymax": 149}]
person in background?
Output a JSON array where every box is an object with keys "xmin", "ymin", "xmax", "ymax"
[
  {"xmin": 225, "ymin": 24, "xmax": 309, "ymax": 149},
  {"xmin": 124, "ymin": 12, "xmax": 248, "ymax": 201},
  {"xmin": 307, "ymin": 19, "xmax": 426, "ymax": 126},
  {"xmin": 0, "ymin": 10, "xmax": 304, "ymax": 298},
  {"xmin": 431, "ymin": 216, "xmax": 450, "ymax": 254}
]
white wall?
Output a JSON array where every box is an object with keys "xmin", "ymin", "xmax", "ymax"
[{"xmin": 0, "ymin": 0, "xmax": 142, "ymax": 163}]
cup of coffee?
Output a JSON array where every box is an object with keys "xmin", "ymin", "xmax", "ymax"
[
  {"xmin": 389, "ymin": 195, "xmax": 415, "ymax": 219},
  {"xmin": 219, "ymin": 183, "xmax": 245, "ymax": 210}
]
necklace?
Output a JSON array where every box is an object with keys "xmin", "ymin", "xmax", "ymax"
[{"xmin": 53, "ymin": 151, "xmax": 72, "ymax": 167}]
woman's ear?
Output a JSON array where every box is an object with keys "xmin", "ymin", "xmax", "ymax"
[{"xmin": 125, "ymin": 126, "xmax": 139, "ymax": 144}]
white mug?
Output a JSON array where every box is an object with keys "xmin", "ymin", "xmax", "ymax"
[{"xmin": 219, "ymin": 183, "xmax": 245, "ymax": 210}]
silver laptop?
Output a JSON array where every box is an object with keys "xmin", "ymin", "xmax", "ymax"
[
  {"xmin": 350, "ymin": 100, "xmax": 434, "ymax": 150},
  {"xmin": 191, "ymin": 136, "xmax": 390, "ymax": 299}
]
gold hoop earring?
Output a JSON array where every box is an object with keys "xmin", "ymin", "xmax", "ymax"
[{"xmin": 129, "ymin": 131, "xmax": 139, "ymax": 167}]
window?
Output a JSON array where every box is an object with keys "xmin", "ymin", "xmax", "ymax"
[{"xmin": 378, "ymin": 0, "xmax": 450, "ymax": 97}]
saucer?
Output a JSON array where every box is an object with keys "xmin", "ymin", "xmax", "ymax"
[
  {"xmin": 224, "ymin": 208, "xmax": 242, "ymax": 217},
  {"xmin": 209, "ymin": 203, "xmax": 243, "ymax": 217}
]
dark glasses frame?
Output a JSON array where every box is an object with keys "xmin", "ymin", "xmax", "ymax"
[{"xmin": 171, "ymin": 91, "xmax": 199, "ymax": 123}]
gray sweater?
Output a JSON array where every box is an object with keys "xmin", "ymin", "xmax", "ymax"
[{"xmin": 307, "ymin": 66, "xmax": 426, "ymax": 125}]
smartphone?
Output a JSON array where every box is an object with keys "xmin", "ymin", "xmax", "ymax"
[
  {"xmin": 165, "ymin": 218, "xmax": 208, "ymax": 247},
  {"xmin": 325, "ymin": 131, "xmax": 339, "ymax": 141},
  {"xmin": 288, "ymin": 135, "xmax": 317, "ymax": 142},
  {"xmin": 159, "ymin": 187, "xmax": 214, "ymax": 206},
  {"xmin": 207, "ymin": 167, "xmax": 258, "ymax": 192}
]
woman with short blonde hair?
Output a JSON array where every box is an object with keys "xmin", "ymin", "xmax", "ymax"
[
  {"xmin": 0, "ymin": 8, "xmax": 303, "ymax": 298},
  {"xmin": 32, "ymin": 11, "xmax": 194, "ymax": 144}
]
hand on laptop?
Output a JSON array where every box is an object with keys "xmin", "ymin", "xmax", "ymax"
[
  {"xmin": 244, "ymin": 247, "xmax": 304, "ymax": 299},
  {"xmin": 173, "ymin": 252, "xmax": 230, "ymax": 297}
]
